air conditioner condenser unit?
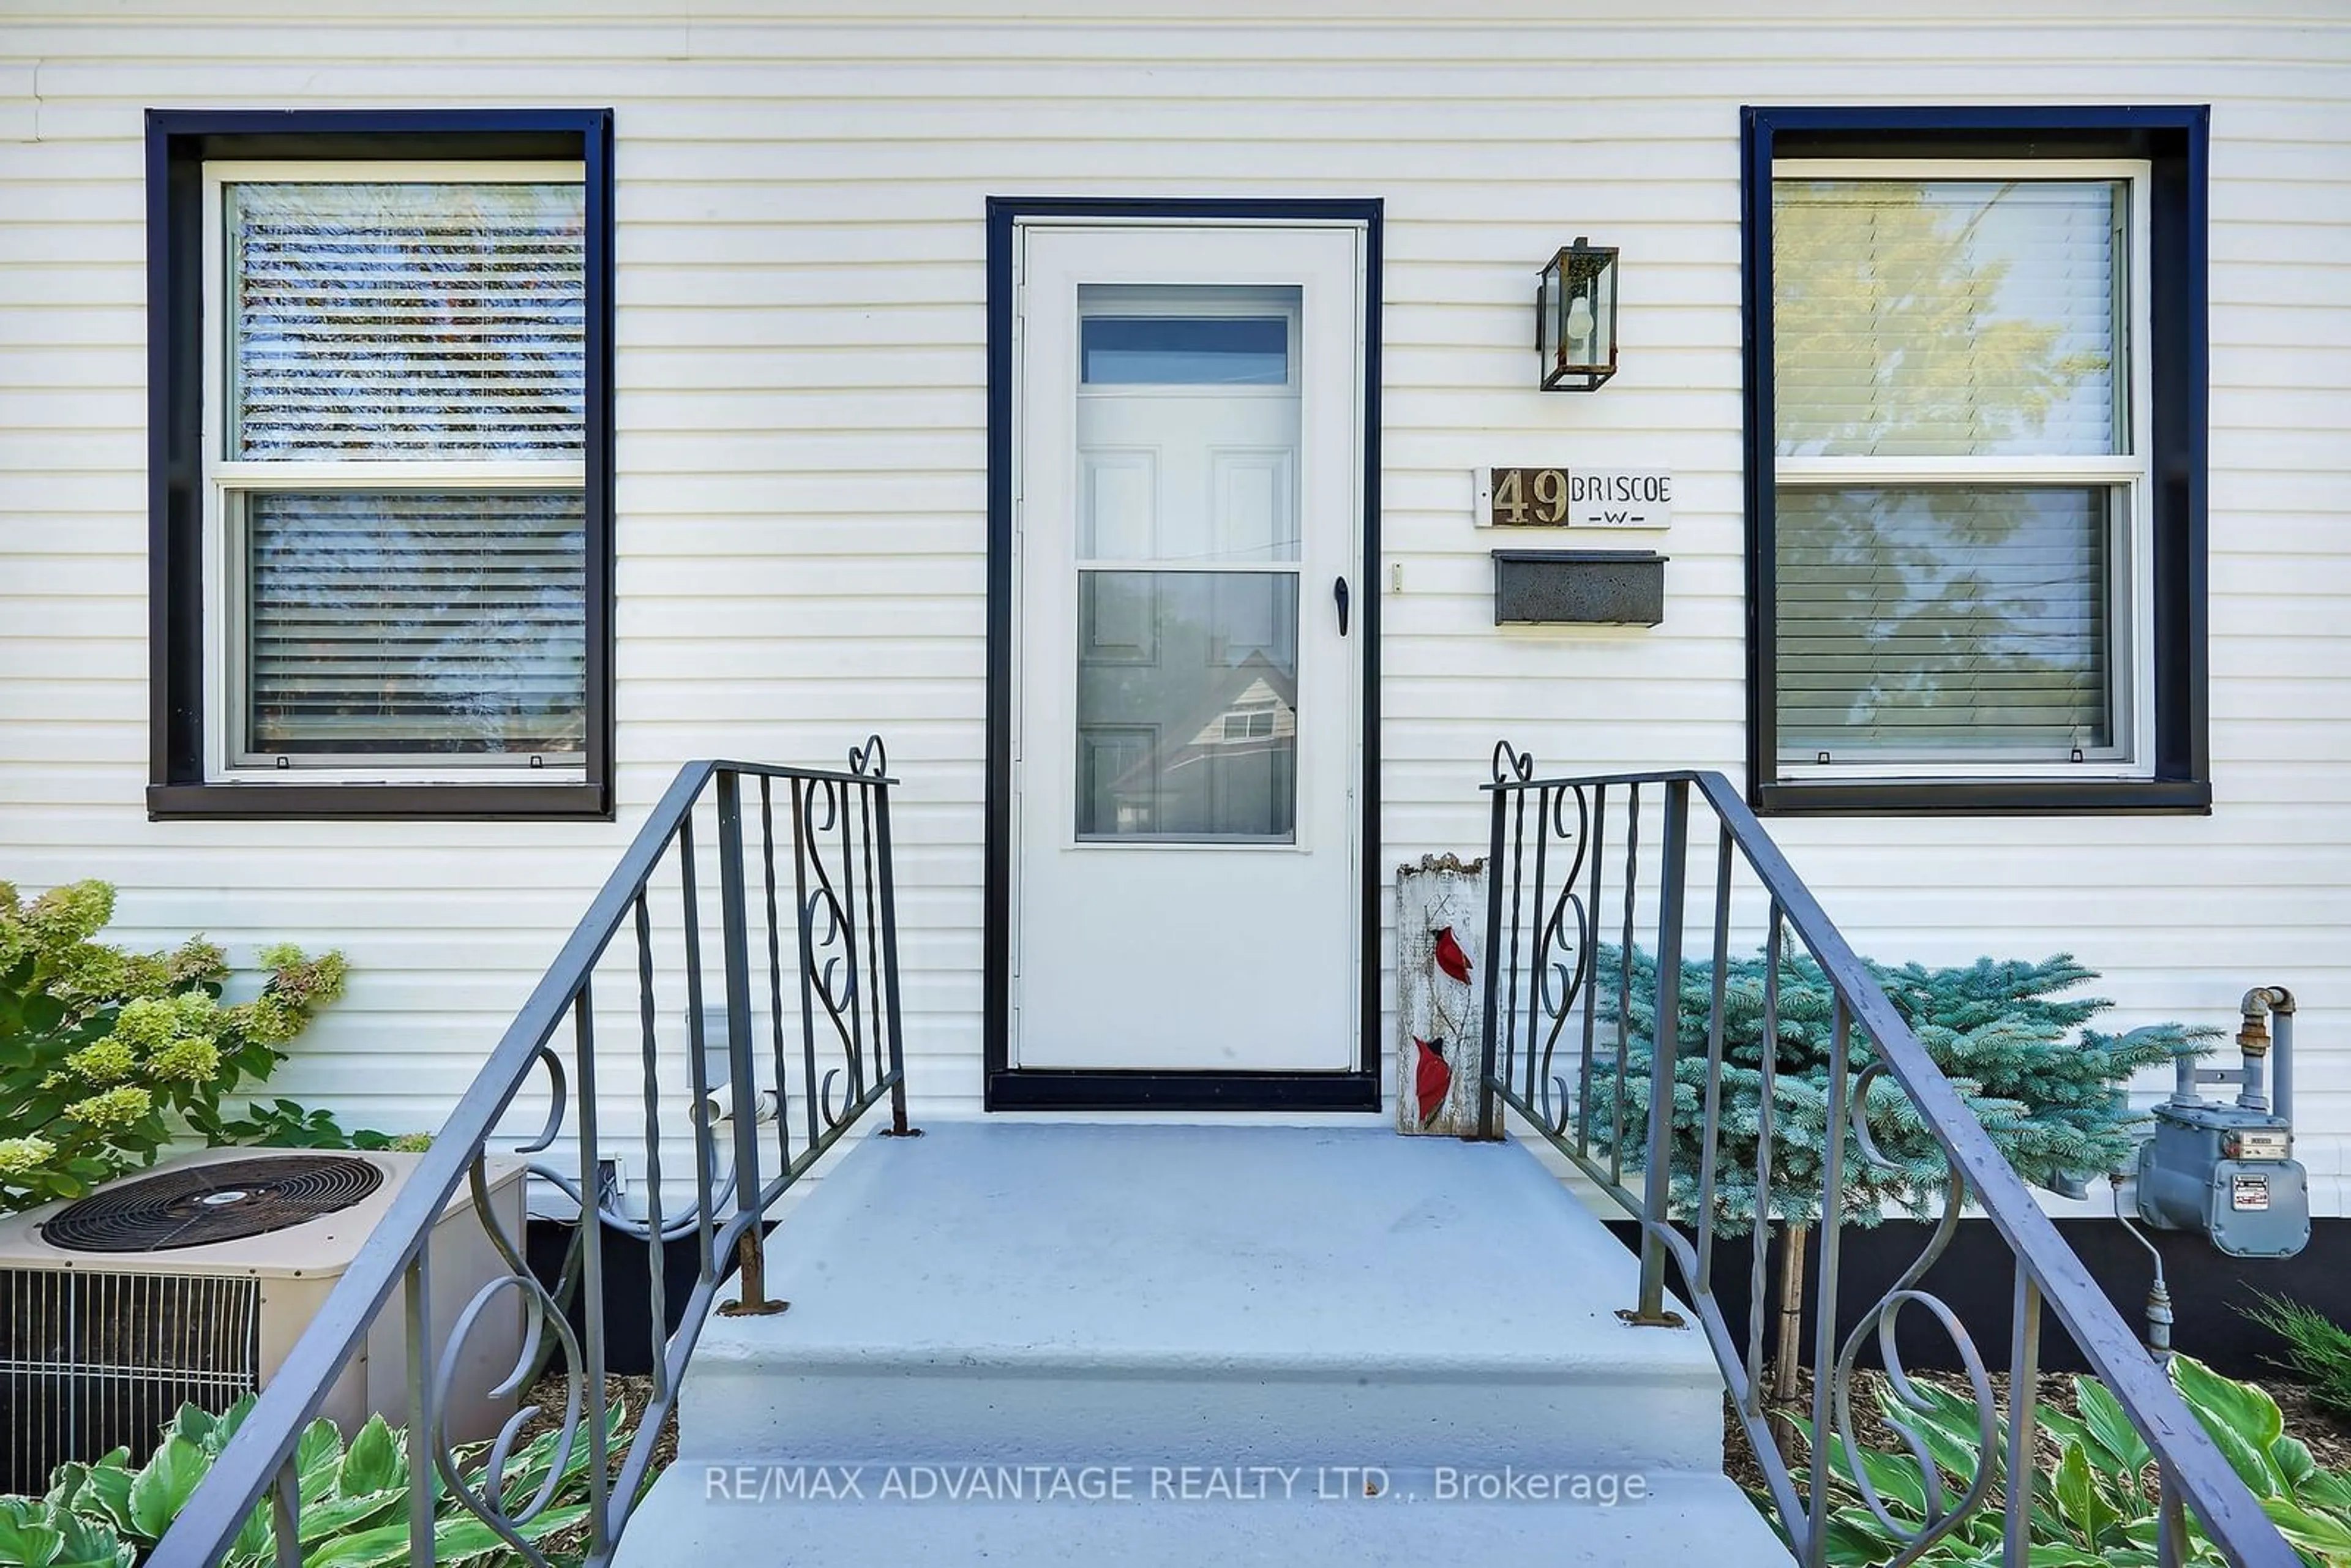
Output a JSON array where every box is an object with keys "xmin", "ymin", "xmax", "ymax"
[{"xmin": 0, "ymin": 1147, "xmax": 527, "ymax": 1496}]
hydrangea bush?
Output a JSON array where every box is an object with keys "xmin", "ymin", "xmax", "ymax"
[{"xmin": 0, "ymin": 878, "xmax": 367, "ymax": 1213}]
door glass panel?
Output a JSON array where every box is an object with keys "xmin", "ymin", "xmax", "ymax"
[
  {"xmin": 1076, "ymin": 571, "xmax": 1298, "ymax": 841},
  {"xmin": 1081, "ymin": 315, "xmax": 1289, "ymax": 385},
  {"xmin": 1076, "ymin": 286, "xmax": 1302, "ymax": 565}
]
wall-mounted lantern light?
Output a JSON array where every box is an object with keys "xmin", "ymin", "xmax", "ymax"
[{"xmin": 1537, "ymin": 236, "xmax": 1619, "ymax": 391}]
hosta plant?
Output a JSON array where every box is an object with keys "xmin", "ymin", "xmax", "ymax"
[
  {"xmin": 6, "ymin": 1394, "xmax": 620, "ymax": 1567},
  {"xmin": 0, "ymin": 1496, "xmax": 130, "ymax": 1568},
  {"xmin": 0, "ymin": 879, "xmax": 380, "ymax": 1214},
  {"xmin": 1791, "ymin": 1354, "xmax": 2351, "ymax": 1567}
]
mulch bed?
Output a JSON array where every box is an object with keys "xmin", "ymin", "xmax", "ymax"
[
  {"xmin": 481, "ymin": 1371, "xmax": 677, "ymax": 1561},
  {"xmin": 512, "ymin": 1369, "xmax": 678, "ymax": 1476},
  {"xmin": 512, "ymin": 1370, "xmax": 676, "ymax": 1472}
]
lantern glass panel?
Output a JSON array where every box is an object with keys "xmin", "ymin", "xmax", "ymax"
[
  {"xmin": 1580, "ymin": 253, "xmax": 1616, "ymax": 370},
  {"xmin": 1538, "ymin": 242, "xmax": 1619, "ymax": 389},
  {"xmin": 1560, "ymin": 247, "xmax": 1614, "ymax": 372},
  {"xmin": 1540, "ymin": 258, "xmax": 1562, "ymax": 374}
]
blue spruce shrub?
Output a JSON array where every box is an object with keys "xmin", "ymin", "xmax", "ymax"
[{"xmin": 1582, "ymin": 950, "xmax": 2212, "ymax": 1232}]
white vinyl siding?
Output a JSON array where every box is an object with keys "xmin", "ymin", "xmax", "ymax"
[
  {"xmin": 1771, "ymin": 165, "xmax": 2153, "ymax": 775},
  {"xmin": 0, "ymin": 2, "xmax": 2346, "ymax": 1209}
]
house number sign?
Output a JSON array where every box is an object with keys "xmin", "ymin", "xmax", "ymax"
[{"xmin": 1475, "ymin": 467, "xmax": 1672, "ymax": 529}]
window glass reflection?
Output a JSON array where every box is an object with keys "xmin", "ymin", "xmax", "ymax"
[{"xmin": 1076, "ymin": 571, "xmax": 1298, "ymax": 841}]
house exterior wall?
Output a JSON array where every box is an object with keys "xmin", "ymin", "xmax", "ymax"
[{"xmin": 2, "ymin": 2, "xmax": 2347, "ymax": 1201}]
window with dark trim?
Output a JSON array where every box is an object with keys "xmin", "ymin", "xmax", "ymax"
[
  {"xmin": 1742, "ymin": 107, "xmax": 2209, "ymax": 816},
  {"xmin": 146, "ymin": 110, "xmax": 615, "ymax": 821}
]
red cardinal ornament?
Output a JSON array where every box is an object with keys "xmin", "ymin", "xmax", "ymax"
[
  {"xmin": 1431, "ymin": 926, "xmax": 1472, "ymax": 986},
  {"xmin": 1414, "ymin": 1037, "xmax": 1452, "ymax": 1127}
]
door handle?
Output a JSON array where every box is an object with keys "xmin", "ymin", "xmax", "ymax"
[{"xmin": 1333, "ymin": 575, "xmax": 1351, "ymax": 637}]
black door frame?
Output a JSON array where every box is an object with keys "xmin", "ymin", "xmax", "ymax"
[{"xmin": 982, "ymin": 197, "xmax": 1384, "ymax": 1112}]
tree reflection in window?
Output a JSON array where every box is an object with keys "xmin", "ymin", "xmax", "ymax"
[{"xmin": 1773, "ymin": 179, "xmax": 2126, "ymax": 762}]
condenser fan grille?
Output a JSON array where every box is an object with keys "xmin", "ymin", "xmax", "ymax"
[
  {"xmin": 1, "ymin": 1269, "xmax": 261, "ymax": 1495},
  {"xmin": 42, "ymin": 1155, "xmax": 384, "ymax": 1253}
]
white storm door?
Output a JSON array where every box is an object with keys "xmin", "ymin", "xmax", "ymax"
[{"xmin": 1013, "ymin": 223, "xmax": 1365, "ymax": 1073}]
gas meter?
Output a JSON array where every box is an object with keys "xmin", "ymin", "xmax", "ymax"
[{"xmin": 2136, "ymin": 986, "xmax": 2309, "ymax": 1258}]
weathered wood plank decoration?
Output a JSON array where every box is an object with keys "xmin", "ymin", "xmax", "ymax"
[{"xmin": 1395, "ymin": 853, "xmax": 1487, "ymax": 1138}]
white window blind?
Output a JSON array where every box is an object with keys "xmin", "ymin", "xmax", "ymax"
[
  {"xmin": 1776, "ymin": 487, "xmax": 2110, "ymax": 759},
  {"xmin": 243, "ymin": 491, "xmax": 587, "ymax": 757},
  {"xmin": 1771, "ymin": 174, "xmax": 2137, "ymax": 771},
  {"xmin": 211, "ymin": 171, "xmax": 590, "ymax": 775},
  {"xmin": 1774, "ymin": 180, "xmax": 2123, "ymax": 459},
  {"xmin": 226, "ymin": 181, "xmax": 585, "ymax": 459}
]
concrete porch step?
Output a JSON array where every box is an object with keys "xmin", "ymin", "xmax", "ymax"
[
  {"xmin": 619, "ymin": 1468, "xmax": 1794, "ymax": 1567},
  {"xmin": 681, "ymin": 1122, "xmax": 1723, "ymax": 1471},
  {"xmin": 617, "ymin": 1120, "xmax": 1791, "ymax": 1567}
]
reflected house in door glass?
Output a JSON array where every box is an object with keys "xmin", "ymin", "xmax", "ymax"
[
  {"xmin": 1076, "ymin": 569, "xmax": 1300, "ymax": 843},
  {"xmin": 1082, "ymin": 653, "xmax": 1299, "ymax": 844}
]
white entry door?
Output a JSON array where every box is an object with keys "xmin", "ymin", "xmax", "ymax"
[{"xmin": 1013, "ymin": 222, "xmax": 1365, "ymax": 1073}]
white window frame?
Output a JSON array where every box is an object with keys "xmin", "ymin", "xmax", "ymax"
[
  {"xmin": 1771, "ymin": 157, "xmax": 2156, "ymax": 784},
  {"xmin": 198, "ymin": 159, "xmax": 589, "ymax": 786}
]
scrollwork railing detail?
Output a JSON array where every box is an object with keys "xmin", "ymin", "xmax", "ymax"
[
  {"xmin": 431, "ymin": 1271, "xmax": 589, "ymax": 1568},
  {"xmin": 151, "ymin": 754, "xmax": 913, "ymax": 1568},
  {"xmin": 1526, "ymin": 784, "xmax": 1593, "ymax": 1136},
  {"xmin": 798, "ymin": 778, "xmax": 868, "ymax": 1128},
  {"xmin": 1474, "ymin": 746, "xmax": 2301, "ymax": 1568}
]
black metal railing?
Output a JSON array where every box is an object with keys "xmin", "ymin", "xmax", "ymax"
[
  {"xmin": 152, "ymin": 741, "xmax": 910, "ymax": 1567},
  {"xmin": 1476, "ymin": 745, "xmax": 2297, "ymax": 1568}
]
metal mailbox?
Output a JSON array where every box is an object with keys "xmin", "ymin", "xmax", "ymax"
[{"xmin": 1491, "ymin": 549, "xmax": 1666, "ymax": 626}]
